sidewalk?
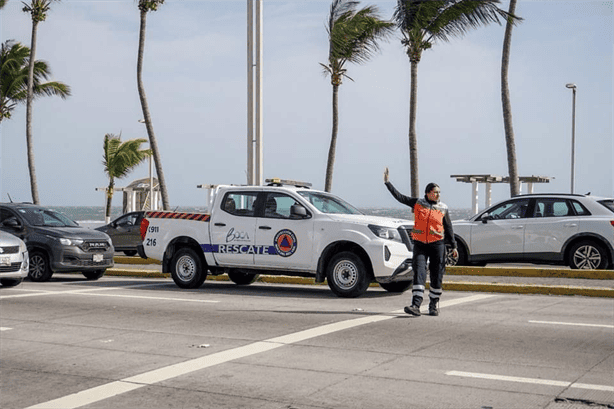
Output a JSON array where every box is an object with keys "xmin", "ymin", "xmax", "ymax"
[{"xmin": 106, "ymin": 256, "xmax": 614, "ymax": 298}]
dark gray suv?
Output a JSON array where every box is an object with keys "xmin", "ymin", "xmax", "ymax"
[{"xmin": 0, "ymin": 203, "xmax": 114, "ymax": 281}]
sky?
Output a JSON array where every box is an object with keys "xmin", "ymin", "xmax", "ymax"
[{"xmin": 1, "ymin": 0, "xmax": 612, "ymax": 212}]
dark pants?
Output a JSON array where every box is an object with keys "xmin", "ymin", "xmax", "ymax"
[{"xmin": 411, "ymin": 240, "xmax": 446, "ymax": 306}]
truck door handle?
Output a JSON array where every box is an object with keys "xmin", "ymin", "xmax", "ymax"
[
  {"xmin": 564, "ymin": 223, "xmax": 577, "ymax": 227},
  {"xmin": 259, "ymin": 226, "xmax": 272, "ymax": 230},
  {"xmin": 214, "ymin": 223, "xmax": 226, "ymax": 227},
  {"xmin": 511, "ymin": 226, "xmax": 524, "ymax": 229}
]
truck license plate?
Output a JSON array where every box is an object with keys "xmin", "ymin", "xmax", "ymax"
[
  {"xmin": 93, "ymin": 254, "xmax": 103, "ymax": 263},
  {"xmin": 0, "ymin": 256, "xmax": 10, "ymax": 266}
]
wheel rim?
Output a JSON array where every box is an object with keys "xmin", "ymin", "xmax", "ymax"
[
  {"xmin": 176, "ymin": 255, "xmax": 197, "ymax": 281},
  {"xmin": 573, "ymin": 245, "xmax": 602, "ymax": 269},
  {"xmin": 446, "ymin": 248, "xmax": 458, "ymax": 266},
  {"xmin": 30, "ymin": 254, "xmax": 46, "ymax": 279},
  {"xmin": 332, "ymin": 260, "xmax": 358, "ymax": 290}
]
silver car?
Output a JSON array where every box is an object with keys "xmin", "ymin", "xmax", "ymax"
[
  {"xmin": 0, "ymin": 231, "xmax": 29, "ymax": 287},
  {"xmin": 448, "ymin": 194, "xmax": 614, "ymax": 269}
]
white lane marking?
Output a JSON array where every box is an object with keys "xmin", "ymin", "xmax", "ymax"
[
  {"xmin": 0, "ymin": 327, "xmax": 12, "ymax": 331},
  {"xmin": 446, "ymin": 371, "xmax": 614, "ymax": 392},
  {"xmin": 81, "ymin": 293, "xmax": 219, "ymax": 303},
  {"xmin": 529, "ymin": 320, "xmax": 614, "ymax": 329},
  {"xmin": 27, "ymin": 293, "xmax": 497, "ymax": 409}
]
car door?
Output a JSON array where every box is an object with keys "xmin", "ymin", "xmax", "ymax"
[
  {"xmin": 524, "ymin": 198, "xmax": 579, "ymax": 255},
  {"xmin": 208, "ymin": 191, "xmax": 258, "ymax": 267},
  {"xmin": 109, "ymin": 212, "xmax": 141, "ymax": 248},
  {"xmin": 470, "ymin": 198, "xmax": 530, "ymax": 256},
  {"xmin": 254, "ymin": 192, "xmax": 314, "ymax": 271}
]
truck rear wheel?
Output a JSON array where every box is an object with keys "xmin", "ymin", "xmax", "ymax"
[
  {"xmin": 326, "ymin": 251, "xmax": 370, "ymax": 298},
  {"xmin": 228, "ymin": 270, "xmax": 260, "ymax": 285},
  {"xmin": 170, "ymin": 247, "xmax": 206, "ymax": 289}
]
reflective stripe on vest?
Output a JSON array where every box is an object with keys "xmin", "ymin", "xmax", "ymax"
[{"xmin": 411, "ymin": 198, "xmax": 447, "ymax": 244}]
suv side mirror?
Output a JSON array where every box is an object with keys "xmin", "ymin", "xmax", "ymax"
[
  {"xmin": 481, "ymin": 214, "xmax": 493, "ymax": 224},
  {"xmin": 2, "ymin": 218, "xmax": 22, "ymax": 230},
  {"xmin": 290, "ymin": 205, "xmax": 308, "ymax": 219}
]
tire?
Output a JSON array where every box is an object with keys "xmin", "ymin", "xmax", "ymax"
[
  {"xmin": 82, "ymin": 270, "xmax": 105, "ymax": 280},
  {"xmin": 379, "ymin": 280, "xmax": 412, "ymax": 293},
  {"xmin": 326, "ymin": 251, "xmax": 371, "ymax": 298},
  {"xmin": 228, "ymin": 270, "xmax": 260, "ymax": 285},
  {"xmin": 28, "ymin": 251, "xmax": 53, "ymax": 282},
  {"xmin": 568, "ymin": 240, "xmax": 609, "ymax": 270},
  {"xmin": 445, "ymin": 244, "xmax": 468, "ymax": 266},
  {"xmin": 170, "ymin": 247, "xmax": 206, "ymax": 289},
  {"xmin": 1, "ymin": 278, "xmax": 23, "ymax": 287},
  {"xmin": 123, "ymin": 250, "xmax": 137, "ymax": 257}
]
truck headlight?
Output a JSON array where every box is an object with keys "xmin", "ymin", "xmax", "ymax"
[
  {"xmin": 58, "ymin": 238, "xmax": 84, "ymax": 246},
  {"xmin": 368, "ymin": 224, "xmax": 402, "ymax": 243}
]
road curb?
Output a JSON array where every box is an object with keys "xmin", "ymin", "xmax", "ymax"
[
  {"xmin": 446, "ymin": 266, "xmax": 614, "ymax": 280},
  {"xmin": 106, "ymin": 266, "xmax": 613, "ymax": 298}
]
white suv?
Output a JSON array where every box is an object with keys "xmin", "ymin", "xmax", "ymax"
[
  {"xmin": 448, "ymin": 194, "xmax": 614, "ymax": 269},
  {"xmin": 0, "ymin": 231, "xmax": 29, "ymax": 286}
]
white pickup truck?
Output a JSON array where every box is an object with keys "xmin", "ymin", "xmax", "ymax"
[{"xmin": 138, "ymin": 179, "xmax": 414, "ymax": 297}]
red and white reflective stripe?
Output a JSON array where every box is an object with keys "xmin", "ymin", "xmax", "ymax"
[{"xmin": 144, "ymin": 211, "xmax": 210, "ymax": 222}]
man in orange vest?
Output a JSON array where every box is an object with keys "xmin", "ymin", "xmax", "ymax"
[{"xmin": 384, "ymin": 167, "xmax": 458, "ymax": 316}]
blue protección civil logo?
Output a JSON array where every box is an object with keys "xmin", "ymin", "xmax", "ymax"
[{"xmin": 274, "ymin": 229, "xmax": 297, "ymax": 257}]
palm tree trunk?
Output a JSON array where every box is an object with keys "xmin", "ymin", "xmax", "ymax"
[
  {"xmin": 26, "ymin": 20, "xmax": 40, "ymax": 204},
  {"xmin": 409, "ymin": 60, "xmax": 419, "ymax": 198},
  {"xmin": 501, "ymin": 0, "xmax": 520, "ymax": 197},
  {"xmin": 105, "ymin": 181, "xmax": 114, "ymax": 224},
  {"xmin": 325, "ymin": 83, "xmax": 339, "ymax": 193},
  {"xmin": 137, "ymin": 9, "xmax": 170, "ymax": 210}
]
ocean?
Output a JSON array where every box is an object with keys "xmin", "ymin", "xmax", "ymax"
[{"xmin": 48, "ymin": 206, "xmax": 475, "ymax": 227}]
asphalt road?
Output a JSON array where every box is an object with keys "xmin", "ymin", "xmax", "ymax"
[{"xmin": 1, "ymin": 275, "xmax": 613, "ymax": 409}]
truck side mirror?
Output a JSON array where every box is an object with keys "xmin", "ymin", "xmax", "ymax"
[
  {"xmin": 290, "ymin": 205, "xmax": 308, "ymax": 219},
  {"xmin": 2, "ymin": 218, "xmax": 22, "ymax": 230},
  {"xmin": 481, "ymin": 214, "xmax": 492, "ymax": 224}
]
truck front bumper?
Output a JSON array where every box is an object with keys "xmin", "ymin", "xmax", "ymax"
[{"xmin": 376, "ymin": 258, "xmax": 412, "ymax": 284}]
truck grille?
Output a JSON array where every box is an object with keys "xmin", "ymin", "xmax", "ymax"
[
  {"xmin": 80, "ymin": 241, "xmax": 110, "ymax": 252},
  {"xmin": 0, "ymin": 246, "xmax": 19, "ymax": 254},
  {"xmin": 398, "ymin": 225, "xmax": 413, "ymax": 252}
]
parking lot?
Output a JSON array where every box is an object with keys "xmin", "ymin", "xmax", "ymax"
[{"xmin": 1, "ymin": 275, "xmax": 613, "ymax": 409}]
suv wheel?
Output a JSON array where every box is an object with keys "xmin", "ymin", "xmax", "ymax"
[
  {"xmin": 29, "ymin": 251, "xmax": 53, "ymax": 282},
  {"xmin": 326, "ymin": 251, "xmax": 371, "ymax": 298},
  {"xmin": 568, "ymin": 240, "xmax": 609, "ymax": 270},
  {"xmin": 170, "ymin": 247, "xmax": 206, "ymax": 289},
  {"xmin": 82, "ymin": 270, "xmax": 105, "ymax": 280}
]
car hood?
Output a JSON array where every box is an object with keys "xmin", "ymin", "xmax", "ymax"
[
  {"xmin": 0, "ymin": 230, "xmax": 26, "ymax": 247},
  {"xmin": 32, "ymin": 226, "xmax": 111, "ymax": 240},
  {"xmin": 324, "ymin": 213, "xmax": 413, "ymax": 228}
]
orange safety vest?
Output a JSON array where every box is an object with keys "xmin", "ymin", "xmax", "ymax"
[{"xmin": 411, "ymin": 198, "xmax": 448, "ymax": 244}]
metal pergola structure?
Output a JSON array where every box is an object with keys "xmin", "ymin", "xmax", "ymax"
[{"xmin": 450, "ymin": 174, "xmax": 552, "ymax": 215}]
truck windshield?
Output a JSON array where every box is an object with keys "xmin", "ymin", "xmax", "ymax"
[
  {"xmin": 298, "ymin": 192, "xmax": 362, "ymax": 215},
  {"xmin": 17, "ymin": 208, "xmax": 79, "ymax": 227}
]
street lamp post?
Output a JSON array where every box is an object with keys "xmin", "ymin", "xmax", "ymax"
[{"xmin": 565, "ymin": 83, "xmax": 577, "ymax": 194}]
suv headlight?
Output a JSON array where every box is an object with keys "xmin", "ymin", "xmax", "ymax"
[
  {"xmin": 368, "ymin": 224, "xmax": 403, "ymax": 243},
  {"xmin": 58, "ymin": 238, "xmax": 84, "ymax": 246}
]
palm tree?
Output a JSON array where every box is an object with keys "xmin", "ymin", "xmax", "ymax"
[
  {"xmin": 136, "ymin": 0, "xmax": 169, "ymax": 210},
  {"xmin": 501, "ymin": 0, "xmax": 522, "ymax": 196},
  {"xmin": 102, "ymin": 133, "xmax": 152, "ymax": 223},
  {"xmin": 321, "ymin": 0, "xmax": 393, "ymax": 193},
  {"xmin": 0, "ymin": 1, "xmax": 7, "ymax": 9},
  {"xmin": 393, "ymin": 0, "xmax": 520, "ymax": 197},
  {"xmin": 0, "ymin": 40, "xmax": 70, "ymax": 122},
  {"xmin": 22, "ymin": 0, "xmax": 60, "ymax": 204}
]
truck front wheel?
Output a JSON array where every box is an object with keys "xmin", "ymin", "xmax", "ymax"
[
  {"xmin": 326, "ymin": 251, "xmax": 370, "ymax": 298},
  {"xmin": 170, "ymin": 247, "xmax": 206, "ymax": 289}
]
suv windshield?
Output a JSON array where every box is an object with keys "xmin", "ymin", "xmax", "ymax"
[
  {"xmin": 17, "ymin": 207, "xmax": 79, "ymax": 227},
  {"xmin": 298, "ymin": 191, "xmax": 362, "ymax": 215},
  {"xmin": 598, "ymin": 200, "xmax": 614, "ymax": 213}
]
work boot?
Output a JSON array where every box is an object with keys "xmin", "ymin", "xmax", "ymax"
[
  {"xmin": 404, "ymin": 305, "xmax": 421, "ymax": 316},
  {"xmin": 428, "ymin": 298, "xmax": 439, "ymax": 316},
  {"xmin": 404, "ymin": 296, "xmax": 422, "ymax": 316}
]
